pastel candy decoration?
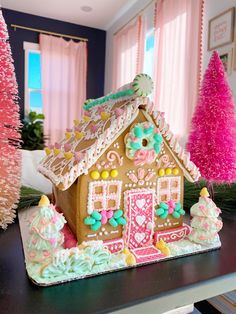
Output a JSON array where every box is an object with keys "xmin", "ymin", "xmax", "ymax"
[
  {"xmin": 45, "ymin": 147, "xmax": 51, "ymax": 156},
  {"xmin": 101, "ymin": 210, "xmax": 113, "ymax": 225},
  {"xmin": 109, "ymin": 209, "xmax": 126, "ymax": 227},
  {"xmin": 125, "ymin": 122, "xmax": 163, "ymax": 166},
  {"xmin": 83, "ymin": 74, "xmax": 153, "ymax": 111},
  {"xmin": 84, "ymin": 211, "xmax": 102, "ymax": 231},
  {"xmin": 156, "ymin": 201, "xmax": 185, "ymax": 220},
  {"xmin": 132, "ymin": 73, "xmax": 153, "ymax": 97}
]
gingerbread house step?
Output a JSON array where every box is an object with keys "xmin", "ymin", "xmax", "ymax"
[
  {"xmin": 154, "ymin": 224, "xmax": 191, "ymax": 244},
  {"xmin": 131, "ymin": 245, "xmax": 165, "ymax": 263}
]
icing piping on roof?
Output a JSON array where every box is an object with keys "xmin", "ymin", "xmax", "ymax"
[{"xmin": 38, "ymin": 98, "xmax": 141, "ymax": 190}]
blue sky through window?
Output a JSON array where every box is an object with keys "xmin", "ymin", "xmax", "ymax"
[
  {"xmin": 29, "ymin": 91, "xmax": 43, "ymax": 113},
  {"xmin": 28, "ymin": 52, "xmax": 41, "ymax": 89}
]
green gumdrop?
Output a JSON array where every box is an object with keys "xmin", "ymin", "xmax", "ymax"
[
  {"xmin": 160, "ymin": 211, "xmax": 168, "ymax": 219},
  {"xmin": 172, "ymin": 211, "xmax": 180, "ymax": 219},
  {"xmin": 160, "ymin": 202, "xmax": 168, "ymax": 210},
  {"xmin": 156, "ymin": 207, "xmax": 164, "ymax": 216},
  {"xmin": 117, "ymin": 217, "xmax": 126, "ymax": 225},
  {"xmin": 175, "ymin": 203, "xmax": 182, "ymax": 211},
  {"xmin": 154, "ymin": 133, "xmax": 163, "ymax": 143},
  {"xmin": 143, "ymin": 126, "xmax": 154, "ymax": 135},
  {"xmin": 84, "ymin": 217, "xmax": 96, "ymax": 225},
  {"xmin": 154, "ymin": 143, "xmax": 161, "ymax": 154},
  {"xmin": 91, "ymin": 211, "xmax": 102, "ymax": 220},
  {"xmin": 134, "ymin": 127, "xmax": 143, "ymax": 138},
  {"xmin": 91, "ymin": 221, "xmax": 102, "ymax": 231},
  {"xmin": 179, "ymin": 209, "xmax": 185, "ymax": 216},
  {"xmin": 109, "ymin": 217, "xmax": 118, "ymax": 228},
  {"xmin": 113, "ymin": 209, "xmax": 123, "ymax": 219},
  {"xmin": 130, "ymin": 142, "xmax": 141, "ymax": 150}
]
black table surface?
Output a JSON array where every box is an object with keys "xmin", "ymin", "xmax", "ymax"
[{"xmin": 1, "ymin": 213, "xmax": 236, "ymax": 314}]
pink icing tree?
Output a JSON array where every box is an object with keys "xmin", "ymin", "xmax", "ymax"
[
  {"xmin": 187, "ymin": 51, "xmax": 236, "ymax": 184},
  {"xmin": 0, "ymin": 9, "xmax": 21, "ymax": 229}
]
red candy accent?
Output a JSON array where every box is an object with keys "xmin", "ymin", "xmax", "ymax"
[
  {"xmin": 131, "ymin": 246, "xmax": 165, "ymax": 263},
  {"xmin": 154, "ymin": 224, "xmax": 191, "ymax": 243},
  {"xmin": 103, "ymin": 238, "xmax": 124, "ymax": 253},
  {"xmin": 55, "ymin": 207, "xmax": 77, "ymax": 249}
]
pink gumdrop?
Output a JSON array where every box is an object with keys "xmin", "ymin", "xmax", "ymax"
[
  {"xmin": 168, "ymin": 207, "xmax": 174, "ymax": 214},
  {"xmin": 101, "ymin": 216, "xmax": 107, "ymax": 225},
  {"xmin": 168, "ymin": 199, "xmax": 175, "ymax": 208},
  {"xmin": 64, "ymin": 239, "xmax": 77, "ymax": 249},
  {"xmin": 107, "ymin": 210, "xmax": 114, "ymax": 219}
]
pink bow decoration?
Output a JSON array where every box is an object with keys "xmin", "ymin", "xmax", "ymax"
[{"xmin": 101, "ymin": 210, "xmax": 114, "ymax": 225}]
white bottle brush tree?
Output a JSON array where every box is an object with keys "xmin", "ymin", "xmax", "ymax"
[{"xmin": 27, "ymin": 195, "xmax": 66, "ymax": 263}]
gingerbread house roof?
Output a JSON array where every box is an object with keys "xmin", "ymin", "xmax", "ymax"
[{"xmin": 38, "ymin": 74, "xmax": 201, "ymax": 191}]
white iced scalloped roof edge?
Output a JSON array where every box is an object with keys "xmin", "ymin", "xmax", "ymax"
[{"xmin": 38, "ymin": 96, "xmax": 200, "ymax": 190}]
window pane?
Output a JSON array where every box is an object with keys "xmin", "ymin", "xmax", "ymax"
[
  {"xmin": 28, "ymin": 52, "xmax": 41, "ymax": 89},
  {"xmin": 143, "ymin": 31, "xmax": 155, "ymax": 80},
  {"xmin": 29, "ymin": 91, "xmax": 43, "ymax": 113}
]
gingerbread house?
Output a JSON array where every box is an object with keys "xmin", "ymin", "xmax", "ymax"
[{"xmin": 38, "ymin": 74, "xmax": 200, "ymax": 257}]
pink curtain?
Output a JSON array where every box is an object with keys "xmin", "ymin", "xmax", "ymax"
[
  {"xmin": 112, "ymin": 16, "xmax": 144, "ymax": 90},
  {"xmin": 40, "ymin": 34, "xmax": 87, "ymax": 144},
  {"xmin": 153, "ymin": 0, "xmax": 203, "ymax": 138}
]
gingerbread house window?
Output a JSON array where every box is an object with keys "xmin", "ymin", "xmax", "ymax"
[
  {"xmin": 156, "ymin": 176, "xmax": 181, "ymax": 204},
  {"xmin": 87, "ymin": 180, "xmax": 122, "ymax": 214}
]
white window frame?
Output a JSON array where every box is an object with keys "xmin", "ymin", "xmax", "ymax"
[
  {"xmin": 23, "ymin": 41, "xmax": 41, "ymax": 114},
  {"xmin": 156, "ymin": 176, "xmax": 181, "ymax": 204}
]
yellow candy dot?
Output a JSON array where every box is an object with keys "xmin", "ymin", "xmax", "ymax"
[
  {"xmin": 65, "ymin": 132, "xmax": 71, "ymax": 140},
  {"xmin": 173, "ymin": 168, "xmax": 179, "ymax": 175},
  {"xmin": 83, "ymin": 116, "xmax": 91, "ymax": 123},
  {"xmin": 74, "ymin": 119, "xmax": 79, "ymax": 126},
  {"xmin": 54, "ymin": 148, "xmax": 60, "ymax": 156},
  {"xmin": 45, "ymin": 148, "xmax": 51, "ymax": 156},
  {"xmin": 64, "ymin": 152, "xmax": 73, "ymax": 160},
  {"xmin": 101, "ymin": 170, "xmax": 109, "ymax": 179},
  {"xmin": 165, "ymin": 168, "xmax": 172, "ymax": 175},
  {"xmin": 75, "ymin": 131, "xmax": 84, "ymax": 140},
  {"xmin": 100, "ymin": 112, "xmax": 110, "ymax": 120},
  {"xmin": 110, "ymin": 169, "xmax": 118, "ymax": 178},
  {"xmin": 158, "ymin": 168, "xmax": 165, "ymax": 176},
  {"xmin": 90, "ymin": 171, "xmax": 100, "ymax": 180}
]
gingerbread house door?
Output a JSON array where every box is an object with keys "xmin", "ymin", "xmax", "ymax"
[
  {"xmin": 124, "ymin": 189, "xmax": 155, "ymax": 249},
  {"xmin": 124, "ymin": 188, "xmax": 164, "ymax": 263}
]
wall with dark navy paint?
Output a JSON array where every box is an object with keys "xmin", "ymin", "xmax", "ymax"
[{"xmin": 2, "ymin": 8, "xmax": 106, "ymax": 119}]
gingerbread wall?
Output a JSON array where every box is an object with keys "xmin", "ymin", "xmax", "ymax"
[{"xmin": 76, "ymin": 109, "xmax": 184, "ymax": 244}]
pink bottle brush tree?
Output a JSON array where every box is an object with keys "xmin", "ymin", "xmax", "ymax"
[
  {"xmin": 0, "ymin": 9, "xmax": 21, "ymax": 229},
  {"xmin": 187, "ymin": 51, "xmax": 236, "ymax": 184}
]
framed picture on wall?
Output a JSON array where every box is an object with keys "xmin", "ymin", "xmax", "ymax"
[
  {"xmin": 219, "ymin": 48, "xmax": 233, "ymax": 75},
  {"xmin": 208, "ymin": 7, "xmax": 235, "ymax": 51}
]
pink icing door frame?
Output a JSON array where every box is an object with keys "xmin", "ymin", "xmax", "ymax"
[{"xmin": 124, "ymin": 189, "xmax": 155, "ymax": 249}]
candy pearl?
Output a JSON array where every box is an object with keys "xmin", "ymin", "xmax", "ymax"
[
  {"xmin": 158, "ymin": 168, "xmax": 165, "ymax": 176},
  {"xmin": 90, "ymin": 171, "xmax": 100, "ymax": 180},
  {"xmin": 101, "ymin": 170, "xmax": 109, "ymax": 179},
  {"xmin": 165, "ymin": 168, "xmax": 172, "ymax": 175},
  {"xmin": 110, "ymin": 169, "xmax": 118, "ymax": 178},
  {"xmin": 173, "ymin": 168, "xmax": 179, "ymax": 175}
]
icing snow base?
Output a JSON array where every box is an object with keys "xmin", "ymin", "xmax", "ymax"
[{"xmin": 19, "ymin": 207, "xmax": 221, "ymax": 286}]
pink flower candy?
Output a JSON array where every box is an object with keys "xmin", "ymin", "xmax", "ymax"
[{"xmin": 101, "ymin": 210, "xmax": 114, "ymax": 224}]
